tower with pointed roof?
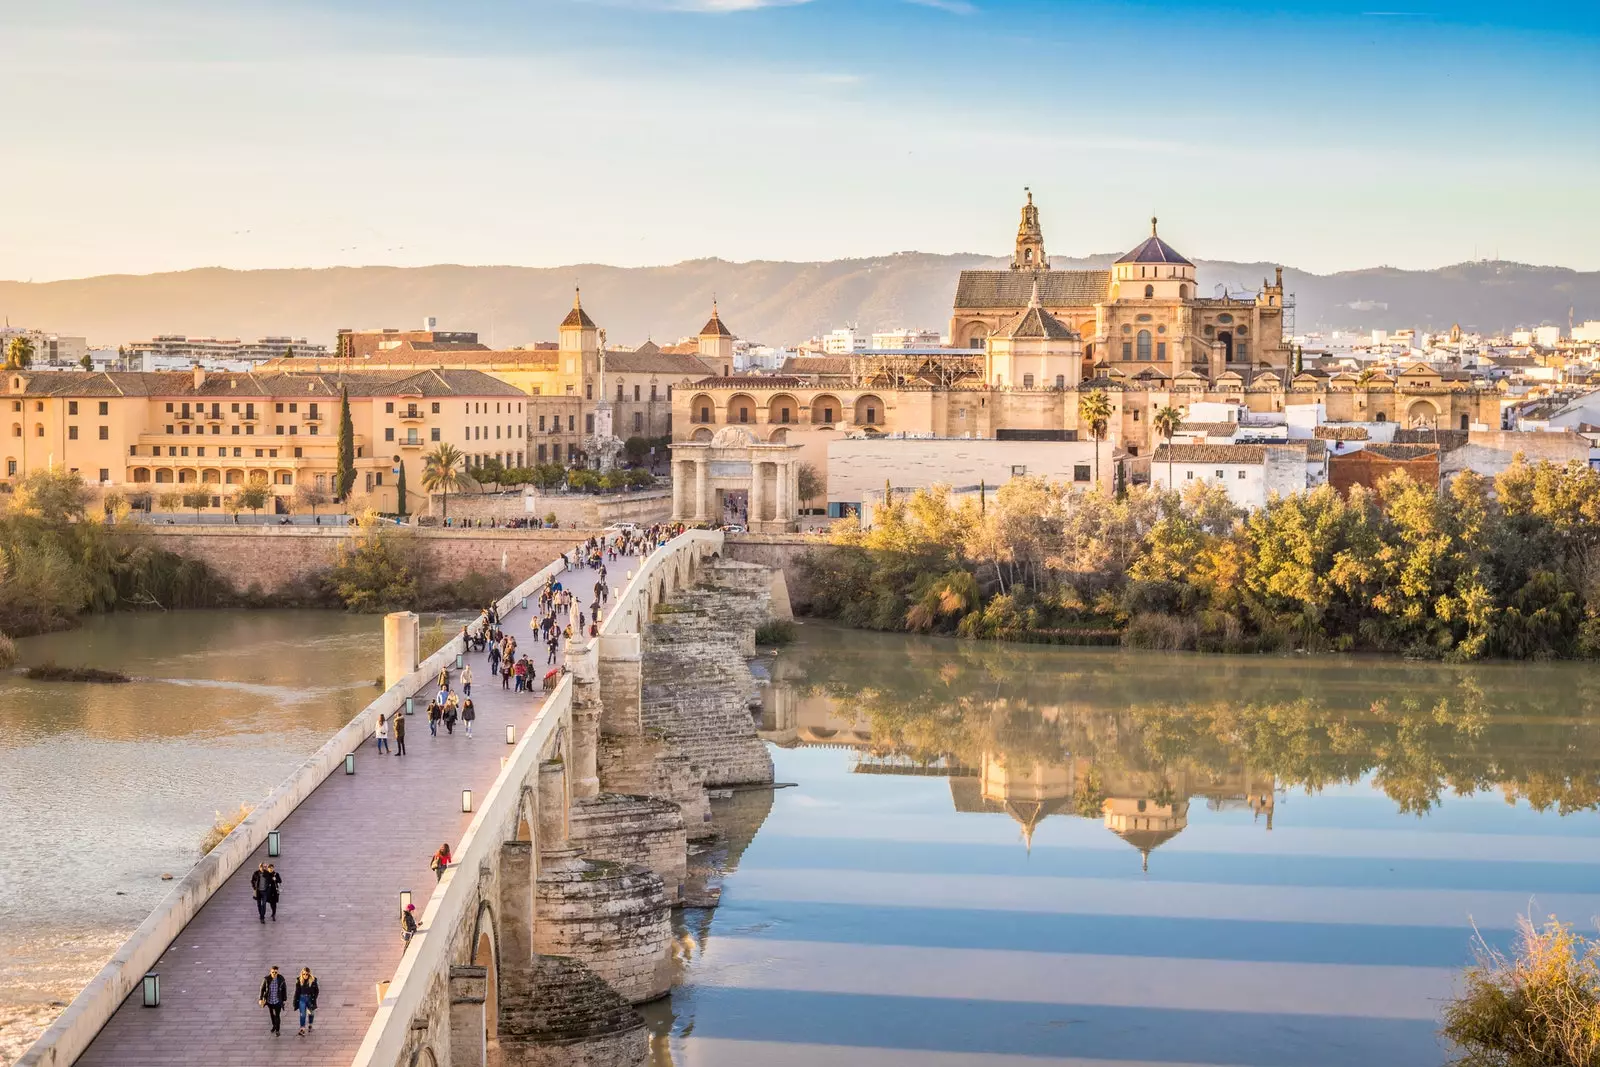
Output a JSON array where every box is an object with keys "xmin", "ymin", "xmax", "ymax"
[
  {"xmin": 696, "ymin": 300, "xmax": 735, "ymax": 376},
  {"xmin": 984, "ymin": 279, "xmax": 1084, "ymax": 390},
  {"xmin": 1011, "ymin": 188, "xmax": 1047, "ymax": 272},
  {"xmin": 559, "ymin": 289, "xmax": 600, "ymax": 358}
]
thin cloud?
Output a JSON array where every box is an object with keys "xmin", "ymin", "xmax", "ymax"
[{"xmin": 905, "ymin": 0, "xmax": 977, "ymax": 12}]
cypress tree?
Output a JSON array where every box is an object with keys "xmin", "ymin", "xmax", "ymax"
[
  {"xmin": 395, "ymin": 459, "xmax": 408, "ymax": 519},
  {"xmin": 335, "ymin": 386, "xmax": 356, "ymax": 502}
]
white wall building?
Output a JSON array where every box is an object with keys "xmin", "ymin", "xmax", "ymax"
[
  {"xmin": 870, "ymin": 328, "xmax": 943, "ymax": 349},
  {"xmin": 0, "ymin": 327, "xmax": 89, "ymax": 366},
  {"xmin": 1534, "ymin": 325, "xmax": 1562, "ymax": 348},
  {"xmin": 1152, "ymin": 443, "xmax": 1320, "ymax": 509},
  {"xmin": 822, "ymin": 328, "xmax": 869, "ymax": 355},
  {"xmin": 125, "ymin": 335, "xmax": 329, "ymax": 363},
  {"xmin": 1573, "ymin": 321, "xmax": 1600, "ymax": 344}
]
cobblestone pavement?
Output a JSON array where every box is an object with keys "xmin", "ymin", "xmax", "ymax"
[{"xmin": 75, "ymin": 551, "xmax": 639, "ymax": 1066}]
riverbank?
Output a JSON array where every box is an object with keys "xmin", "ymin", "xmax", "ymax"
[{"xmin": 799, "ymin": 460, "xmax": 1600, "ymax": 662}]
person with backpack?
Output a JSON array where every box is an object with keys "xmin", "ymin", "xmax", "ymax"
[
  {"xmin": 401, "ymin": 903, "xmax": 418, "ymax": 946},
  {"xmin": 430, "ymin": 843, "xmax": 452, "ymax": 882}
]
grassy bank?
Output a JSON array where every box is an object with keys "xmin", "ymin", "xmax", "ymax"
[{"xmin": 800, "ymin": 457, "xmax": 1600, "ymax": 662}]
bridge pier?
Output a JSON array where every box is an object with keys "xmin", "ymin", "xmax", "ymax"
[
  {"xmin": 567, "ymin": 639, "xmax": 602, "ymax": 799},
  {"xmin": 448, "ymin": 966, "xmax": 488, "ymax": 1067}
]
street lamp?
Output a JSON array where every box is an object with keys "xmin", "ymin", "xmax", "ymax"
[
  {"xmin": 506, "ymin": 724, "xmax": 516, "ymax": 745},
  {"xmin": 455, "ymin": 652, "xmax": 464, "ymax": 669},
  {"xmin": 461, "ymin": 789, "xmax": 473, "ymax": 813},
  {"xmin": 267, "ymin": 830, "xmax": 280, "ymax": 857},
  {"xmin": 520, "ymin": 595, "xmax": 528, "ymax": 610},
  {"xmin": 399, "ymin": 890, "xmax": 411, "ymax": 913},
  {"xmin": 142, "ymin": 972, "xmax": 160, "ymax": 1008},
  {"xmin": 345, "ymin": 753, "xmax": 356, "ymax": 775},
  {"xmin": 405, "ymin": 696, "xmax": 414, "ymax": 716}
]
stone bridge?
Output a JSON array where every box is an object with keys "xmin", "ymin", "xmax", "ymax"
[{"xmin": 22, "ymin": 529, "xmax": 785, "ymax": 1067}]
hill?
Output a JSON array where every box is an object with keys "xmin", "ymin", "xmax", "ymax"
[{"xmin": 0, "ymin": 255, "xmax": 1593, "ymax": 348}]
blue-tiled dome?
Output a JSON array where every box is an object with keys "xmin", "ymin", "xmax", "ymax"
[{"xmin": 1116, "ymin": 217, "xmax": 1193, "ymax": 267}]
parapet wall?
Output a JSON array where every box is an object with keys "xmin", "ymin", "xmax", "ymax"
[
  {"xmin": 128, "ymin": 526, "xmax": 584, "ymax": 593},
  {"xmin": 723, "ymin": 533, "xmax": 819, "ymax": 613},
  {"xmin": 432, "ymin": 489, "xmax": 672, "ymax": 528}
]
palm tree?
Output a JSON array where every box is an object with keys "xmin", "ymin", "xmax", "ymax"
[
  {"xmin": 5, "ymin": 336, "xmax": 34, "ymax": 370},
  {"xmin": 421, "ymin": 443, "xmax": 475, "ymax": 521},
  {"xmin": 1152, "ymin": 405, "xmax": 1183, "ymax": 493},
  {"xmin": 1078, "ymin": 389, "xmax": 1113, "ymax": 491}
]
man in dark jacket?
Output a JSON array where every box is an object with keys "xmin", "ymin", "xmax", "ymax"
[
  {"xmin": 259, "ymin": 966, "xmax": 287, "ymax": 1035},
  {"xmin": 251, "ymin": 863, "xmax": 282, "ymax": 921},
  {"xmin": 393, "ymin": 711, "xmax": 406, "ymax": 756}
]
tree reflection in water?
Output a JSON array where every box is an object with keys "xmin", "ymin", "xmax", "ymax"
[{"xmin": 761, "ymin": 626, "xmax": 1600, "ymax": 862}]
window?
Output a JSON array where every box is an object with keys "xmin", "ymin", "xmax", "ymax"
[
  {"xmin": 568, "ymin": 415, "xmax": 574, "ymax": 432},
  {"xmin": 180, "ymin": 446, "xmax": 189, "ymax": 457},
  {"xmin": 99, "ymin": 468, "xmax": 109, "ymax": 482},
  {"xmin": 1073, "ymin": 464, "xmax": 1091, "ymax": 483},
  {"xmin": 1157, "ymin": 324, "xmax": 1166, "ymax": 334},
  {"xmin": 231, "ymin": 403, "xmax": 240, "ymax": 413},
  {"xmin": 1218, "ymin": 313, "xmax": 1233, "ymax": 324},
  {"xmin": 1156, "ymin": 342, "xmax": 1167, "ymax": 360},
  {"xmin": 6, "ymin": 459, "xmax": 15, "ymax": 475},
  {"xmin": 538, "ymin": 415, "xmax": 545, "ymax": 431},
  {"xmin": 738, "ymin": 408, "xmax": 749, "ymax": 424},
  {"xmin": 289, "ymin": 427, "xmax": 296, "ymax": 435},
  {"xmin": 269, "ymin": 449, "xmax": 278, "ymax": 458},
  {"xmin": 699, "ymin": 405, "xmax": 711, "ymax": 422},
  {"xmin": 275, "ymin": 403, "xmax": 284, "ymax": 413},
  {"xmin": 68, "ymin": 425, "xmax": 78, "ymax": 440},
  {"xmin": 385, "ymin": 402, "xmax": 394, "ymax": 413},
  {"xmin": 1237, "ymin": 470, "xmax": 1247, "ymax": 480},
  {"xmin": 779, "ymin": 407, "xmax": 791, "ymax": 424},
  {"xmin": 537, "ymin": 444, "xmax": 547, "ymax": 462},
  {"xmin": 634, "ymin": 385, "xmax": 641, "ymax": 402},
  {"xmin": 68, "ymin": 402, "xmax": 79, "ymax": 415},
  {"xmin": 1237, "ymin": 341, "xmax": 1250, "ymax": 362},
  {"xmin": 1132, "ymin": 408, "xmax": 1141, "ymax": 421},
  {"xmin": 255, "ymin": 449, "xmax": 264, "ymax": 458},
  {"xmin": 633, "ymin": 412, "xmax": 643, "ymax": 432},
  {"xmin": 129, "ymin": 445, "xmax": 137, "ymax": 456},
  {"xmin": 1186, "ymin": 470, "xmax": 1194, "ymax": 480},
  {"xmin": 99, "ymin": 426, "xmax": 109, "ymax": 440},
  {"xmin": 245, "ymin": 404, "xmax": 255, "ymax": 419},
  {"xmin": 288, "ymin": 403, "xmax": 297, "ymax": 413},
  {"xmin": 1055, "ymin": 375, "xmax": 1065, "ymax": 389},
  {"xmin": 1144, "ymin": 284, "xmax": 1154, "ymax": 299},
  {"xmin": 294, "ymin": 447, "xmax": 303, "ymax": 458},
  {"xmin": 617, "ymin": 384, "xmax": 624, "ymax": 402},
  {"xmin": 1122, "ymin": 342, "xmax": 1132, "ymax": 361},
  {"xmin": 1137, "ymin": 330, "xmax": 1152, "ymax": 361},
  {"xmin": 586, "ymin": 414, "xmax": 595, "ymax": 433},
  {"xmin": 431, "ymin": 402, "xmax": 440, "ymax": 414},
  {"xmin": 308, "ymin": 425, "xmax": 318, "ymax": 435},
  {"xmin": 1022, "ymin": 374, "xmax": 1034, "ymax": 389},
  {"xmin": 430, "ymin": 428, "xmax": 440, "ymax": 441},
  {"xmin": 196, "ymin": 447, "xmax": 205, "ymax": 457},
  {"xmin": 385, "ymin": 427, "xmax": 394, "ymax": 441},
  {"xmin": 166, "ymin": 403, "xmax": 174, "ymax": 412},
  {"xmin": 246, "ymin": 425, "xmax": 254, "ymax": 435},
  {"xmin": 1215, "ymin": 469, "xmax": 1224, "ymax": 479},
  {"xmin": 233, "ymin": 448, "xmax": 241, "ymax": 457},
  {"xmin": 232, "ymin": 426, "xmax": 240, "ymax": 435}
]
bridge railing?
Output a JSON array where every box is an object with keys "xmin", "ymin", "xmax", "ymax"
[
  {"xmin": 18, "ymin": 544, "xmax": 589, "ymax": 1067},
  {"xmin": 599, "ymin": 528, "xmax": 725, "ymax": 639}
]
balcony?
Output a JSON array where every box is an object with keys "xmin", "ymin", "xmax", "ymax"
[
  {"xmin": 398, "ymin": 408, "xmax": 426, "ymax": 422},
  {"xmin": 398, "ymin": 433, "xmax": 426, "ymax": 449}
]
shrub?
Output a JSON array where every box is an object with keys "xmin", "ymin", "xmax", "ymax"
[
  {"xmin": 755, "ymin": 619, "xmax": 796, "ymax": 646},
  {"xmin": 200, "ymin": 802, "xmax": 254, "ymax": 855},
  {"xmin": 1441, "ymin": 916, "xmax": 1600, "ymax": 1066},
  {"xmin": 0, "ymin": 632, "xmax": 14, "ymax": 669}
]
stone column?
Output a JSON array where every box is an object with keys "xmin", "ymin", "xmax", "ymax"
[
  {"xmin": 670, "ymin": 459, "xmax": 685, "ymax": 520},
  {"xmin": 448, "ymin": 965, "xmax": 488, "ymax": 1067},
  {"xmin": 383, "ymin": 611, "xmax": 419, "ymax": 690},
  {"xmin": 498, "ymin": 840, "xmax": 533, "ymax": 967},
  {"xmin": 568, "ymin": 640, "xmax": 600, "ymax": 799},
  {"xmin": 694, "ymin": 458, "xmax": 709, "ymax": 522},
  {"xmin": 537, "ymin": 760, "xmax": 567, "ymax": 847},
  {"xmin": 749, "ymin": 459, "xmax": 766, "ymax": 527},
  {"xmin": 775, "ymin": 458, "xmax": 792, "ymax": 525},
  {"xmin": 597, "ymin": 632, "xmax": 643, "ymax": 738}
]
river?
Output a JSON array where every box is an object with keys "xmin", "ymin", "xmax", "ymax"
[
  {"xmin": 650, "ymin": 624, "xmax": 1600, "ymax": 1067},
  {"xmin": 6, "ymin": 617, "xmax": 1600, "ymax": 1066},
  {"xmin": 0, "ymin": 609, "xmax": 467, "ymax": 1064}
]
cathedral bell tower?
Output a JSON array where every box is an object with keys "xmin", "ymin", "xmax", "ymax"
[{"xmin": 1011, "ymin": 188, "xmax": 1047, "ymax": 272}]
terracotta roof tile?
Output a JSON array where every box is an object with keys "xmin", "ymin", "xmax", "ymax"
[
  {"xmin": 1153, "ymin": 444, "xmax": 1267, "ymax": 464},
  {"xmin": 953, "ymin": 269, "xmax": 1109, "ymax": 310}
]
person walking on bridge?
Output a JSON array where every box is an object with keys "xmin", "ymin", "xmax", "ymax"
[
  {"xmin": 294, "ymin": 967, "xmax": 319, "ymax": 1036},
  {"xmin": 259, "ymin": 965, "xmax": 287, "ymax": 1036},
  {"xmin": 401, "ymin": 903, "xmax": 418, "ymax": 946},
  {"xmin": 460, "ymin": 662, "xmax": 473, "ymax": 697},
  {"xmin": 393, "ymin": 710, "xmax": 407, "ymax": 757},
  {"xmin": 375, "ymin": 713, "xmax": 390, "ymax": 755},
  {"xmin": 431, "ymin": 842, "xmax": 452, "ymax": 882},
  {"xmin": 251, "ymin": 863, "xmax": 281, "ymax": 922},
  {"xmin": 462, "ymin": 697, "xmax": 475, "ymax": 737}
]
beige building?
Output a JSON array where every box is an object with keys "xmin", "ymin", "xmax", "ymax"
[{"xmin": 1, "ymin": 366, "xmax": 526, "ymax": 514}]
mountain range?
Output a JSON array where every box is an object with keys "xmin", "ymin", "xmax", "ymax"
[{"xmin": 1, "ymin": 255, "xmax": 1594, "ymax": 350}]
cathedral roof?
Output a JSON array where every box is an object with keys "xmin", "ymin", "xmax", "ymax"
[
  {"xmin": 995, "ymin": 288, "xmax": 1079, "ymax": 341},
  {"xmin": 954, "ymin": 269, "xmax": 1109, "ymax": 310},
  {"xmin": 1117, "ymin": 218, "xmax": 1193, "ymax": 266},
  {"xmin": 561, "ymin": 290, "xmax": 597, "ymax": 330},
  {"xmin": 700, "ymin": 302, "xmax": 733, "ymax": 338}
]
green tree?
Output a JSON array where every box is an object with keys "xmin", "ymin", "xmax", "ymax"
[
  {"xmin": 797, "ymin": 462, "xmax": 822, "ymax": 510},
  {"xmin": 532, "ymin": 464, "xmax": 565, "ymax": 491},
  {"xmin": 181, "ymin": 487, "xmax": 211, "ymax": 519},
  {"xmin": 335, "ymin": 386, "xmax": 356, "ymax": 502},
  {"xmin": 476, "ymin": 457, "xmax": 506, "ymax": 489},
  {"xmin": 327, "ymin": 525, "xmax": 421, "ymax": 612},
  {"xmin": 157, "ymin": 490, "xmax": 183, "ymax": 513},
  {"xmin": 79, "ymin": 352, "xmax": 94, "ymax": 371},
  {"xmin": 236, "ymin": 478, "xmax": 271, "ymax": 518},
  {"xmin": 295, "ymin": 481, "xmax": 329, "ymax": 518},
  {"xmin": 1152, "ymin": 405, "xmax": 1183, "ymax": 492},
  {"xmin": 1078, "ymin": 389, "xmax": 1112, "ymax": 490},
  {"xmin": 624, "ymin": 435, "xmax": 649, "ymax": 466},
  {"xmin": 5, "ymin": 336, "xmax": 34, "ymax": 370},
  {"xmin": 420, "ymin": 443, "xmax": 475, "ymax": 521},
  {"xmin": 12, "ymin": 468, "xmax": 90, "ymax": 523},
  {"xmin": 395, "ymin": 460, "xmax": 410, "ymax": 519}
]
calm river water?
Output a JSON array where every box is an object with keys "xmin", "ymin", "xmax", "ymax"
[
  {"xmin": 6, "ymin": 616, "xmax": 1600, "ymax": 1067},
  {"xmin": 651, "ymin": 624, "xmax": 1600, "ymax": 1067}
]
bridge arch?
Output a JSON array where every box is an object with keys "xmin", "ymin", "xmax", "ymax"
[
  {"xmin": 407, "ymin": 1046, "xmax": 439, "ymax": 1067},
  {"xmin": 470, "ymin": 902, "xmax": 500, "ymax": 1050}
]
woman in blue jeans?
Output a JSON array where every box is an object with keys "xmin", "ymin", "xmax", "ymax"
[{"xmin": 294, "ymin": 967, "xmax": 319, "ymax": 1036}]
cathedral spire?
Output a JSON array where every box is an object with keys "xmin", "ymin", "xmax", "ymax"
[{"xmin": 1011, "ymin": 187, "xmax": 1047, "ymax": 272}]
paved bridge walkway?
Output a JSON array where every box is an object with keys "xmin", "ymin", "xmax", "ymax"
[{"xmin": 74, "ymin": 550, "xmax": 639, "ymax": 1067}]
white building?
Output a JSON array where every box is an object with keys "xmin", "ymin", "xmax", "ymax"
[
  {"xmin": 870, "ymin": 328, "xmax": 943, "ymax": 349},
  {"xmin": 821, "ymin": 328, "xmax": 869, "ymax": 355},
  {"xmin": 1573, "ymin": 321, "xmax": 1600, "ymax": 344},
  {"xmin": 1151, "ymin": 443, "xmax": 1321, "ymax": 509},
  {"xmin": 124, "ymin": 335, "xmax": 329, "ymax": 363},
  {"xmin": 1534, "ymin": 325, "xmax": 1562, "ymax": 348},
  {"xmin": 0, "ymin": 327, "xmax": 89, "ymax": 366}
]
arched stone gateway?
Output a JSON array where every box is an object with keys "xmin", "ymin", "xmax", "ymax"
[{"xmin": 669, "ymin": 427, "xmax": 803, "ymax": 532}]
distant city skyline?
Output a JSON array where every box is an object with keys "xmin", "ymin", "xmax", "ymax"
[{"xmin": 5, "ymin": 0, "xmax": 1597, "ymax": 282}]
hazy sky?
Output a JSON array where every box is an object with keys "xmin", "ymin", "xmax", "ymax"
[{"xmin": 5, "ymin": 0, "xmax": 1597, "ymax": 281}]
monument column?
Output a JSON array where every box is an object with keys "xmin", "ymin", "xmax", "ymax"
[
  {"xmin": 749, "ymin": 459, "xmax": 766, "ymax": 527},
  {"xmin": 694, "ymin": 458, "xmax": 709, "ymax": 522},
  {"xmin": 671, "ymin": 460, "xmax": 685, "ymax": 520},
  {"xmin": 776, "ymin": 458, "xmax": 792, "ymax": 525}
]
